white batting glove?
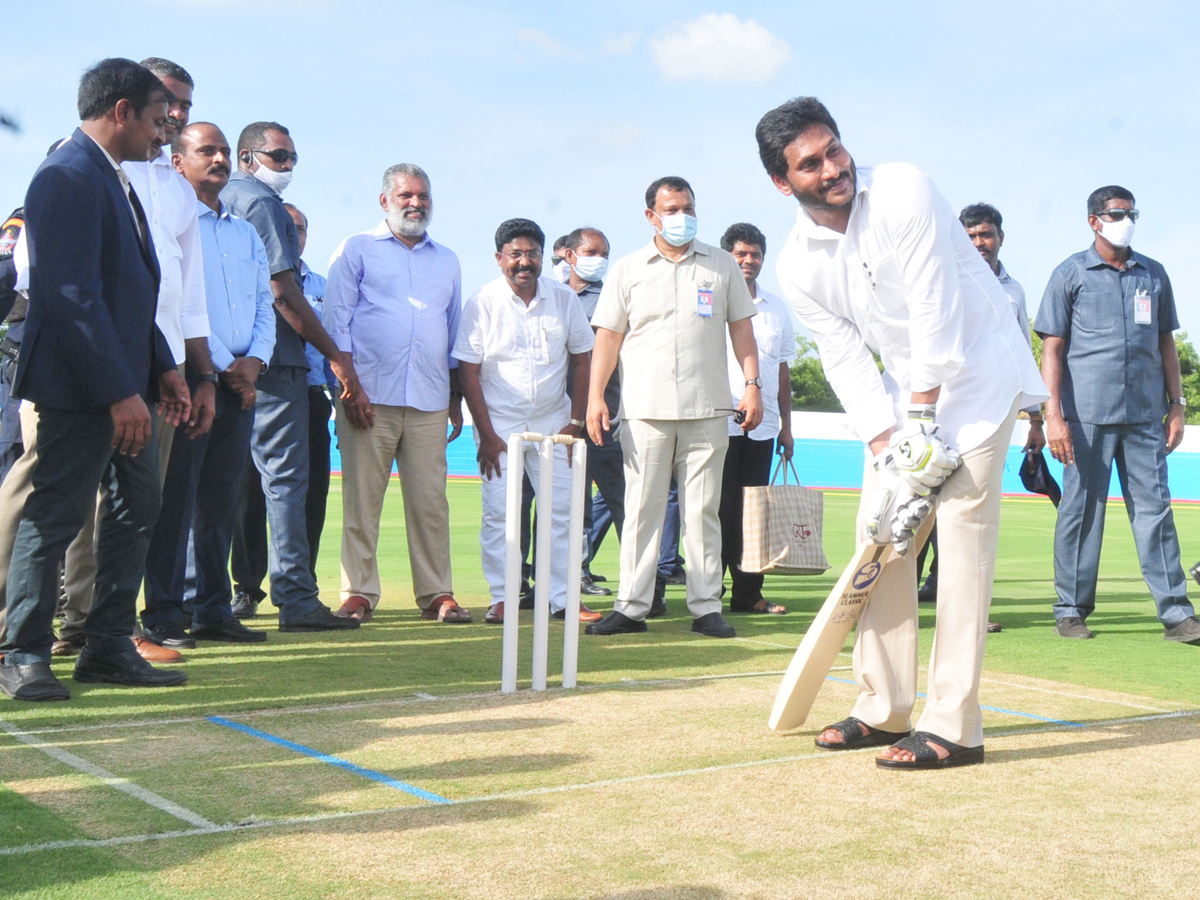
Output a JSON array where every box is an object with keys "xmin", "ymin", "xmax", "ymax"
[
  {"xmin": 889, "ymin": 490, "xmax": 937, "ymax": 556},
  {"xmin": 864, "ymin": 450, "xmax": 904, "ymax": 546},
  {"xmin": 889, "ymin": 419, "xmax": 961, "ymax": 496}
]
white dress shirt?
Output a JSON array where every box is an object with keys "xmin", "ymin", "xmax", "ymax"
[
  {"xmin": 323, "ymin": 221, "xmax": 462, "ymax": 411},
  {"xmin": 122, "ymin": 148, "xmax": 210, "ymax": 365},
  {"xmin": 453, "ymin": 275, "xmax": 594, "ymax": 436},
  {"xmin": 776, "ymin": 163, "xmax": 1046, "ymax": 453},
  {"xmin": 726, "ymin": 288, "xmax": 795, "ymax": 440}
]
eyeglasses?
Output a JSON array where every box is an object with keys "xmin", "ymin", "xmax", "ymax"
[
  {"xmin": 1098, "ymin": 208, "xmax": 1139, "ymax": 222},
  {"xmin": 550, "ymin": 256, "xmax": 565, "ymax": 265},
  {"xmin": 504, "ymin": 250, "xmax": 543, "ymax": 262},
  {"xmin": 250, "ymin": 147, "xmax": 299, "ymax": 165}
]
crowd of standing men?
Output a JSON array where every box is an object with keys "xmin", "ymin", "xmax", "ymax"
[{"xmin": 0, "ymin": 61, "xmax": 1197, "ymax": 774}]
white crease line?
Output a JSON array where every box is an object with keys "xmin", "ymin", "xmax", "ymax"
[
  {"xmin": 0, "ymin": 717, "xmax": 215, "ymax": 829},
  {"xmin": 7, "ymin": 706, "xmax": 1200, "ymax": 858},
  {"xmin": 977, "ymin": 676, "xmax": 1174, "ymax": 713}
]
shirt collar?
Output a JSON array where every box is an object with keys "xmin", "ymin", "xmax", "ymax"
[
  {"xmin": 641, "ymin": 238, "xmax": 710, "ymax": 263},
  {"xmin": 83, "ymin": 132, "xmax": 128, "ymax": 184},
  {"xmin": 1084, "ymin": 243, "xmax": 1143, "ymax": 271},
  {"xmin": 299, "ymin": 259, "xmax": 311, "ymax": 277},
  {"xmin": 791, "ymin": 165, "xmax": 873, "ymax": 242},
  {"xmin": 197, "ymin": 197, "xmax": 230, "ymax": 219},
  {"xmin": 150, "ymin": 147, "xmax": 171, "ymax": 169},
  {"xmin": 371, "ymin": 219, "xmax": 433, "ymax": 250},
  {"xmin": 996, "ymin": 260, "xmax": 1011, "ymax": 282}
]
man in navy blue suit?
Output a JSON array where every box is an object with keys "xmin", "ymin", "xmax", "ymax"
[{"xmin": 0, "ymin": 58, "xmax": 193, "ymax": 701}]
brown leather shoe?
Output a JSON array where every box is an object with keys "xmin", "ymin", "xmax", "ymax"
[
  {"xmin": 484, "ymin": 602, "xmax": 504, "ymax": 625},
  {"xmin": 553, "ymin": 603, "xmax": 603, "ymax": 623},
  {"xmin": 134, "ymin": 637, "xmax": 184, "ymax": 663},
  {"xmin": 334, "ymin": 596, "xmax": 373, "ymax": 621},
  {"xmin": 421, "ymin": 594, "xmax": 472, "ymax": 623},
  {"xmin": 51, "ymin": 634, "xmax": 86, "ymax": 657}
]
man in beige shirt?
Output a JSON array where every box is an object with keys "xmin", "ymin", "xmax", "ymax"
[{"xmin": 586, "ymin": 176, "xmax": 763, "ymax": 638}]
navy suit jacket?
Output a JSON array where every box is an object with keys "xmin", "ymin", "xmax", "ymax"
[{"xmin": 14, "ymin": 128, "xmax": 174, "ymax": 411}]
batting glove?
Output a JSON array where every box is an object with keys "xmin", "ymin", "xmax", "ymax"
[
  {"xmin": 864, "ymin": 450, "xmax": 905, "ymax": 546},
  {"xmin": 889, "ymin": 413, "xmax": 961, "ymax": 496}
]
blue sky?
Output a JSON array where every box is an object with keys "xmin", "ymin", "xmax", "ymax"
[{"xmin": 5, "ymin": 1, "xmax": 1199, "ymax": 338}]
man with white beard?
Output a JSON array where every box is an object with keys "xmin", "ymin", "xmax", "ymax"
[{"xmin": 321, "ymin": 164, "xmax": 471, "ymax": 623}]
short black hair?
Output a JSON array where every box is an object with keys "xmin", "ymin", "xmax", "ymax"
[
  {"xmin": 495, "ymin": 218, "xmax": 545, "ymax": 252},
  {"xmin": 139, "ymin": 57, "xmax": 194, "ymax": 88},
  {"xmin": 237, "ymin": 121, "xmax": 290, "ymax": 156},
  {"xmin": 959, "ymin": 203, "xmax": 1003, "ymax": 231},
  {"xmin": 755, "ymin": 96, "xmax": 841, "ymax": 181},
  {"xmin": 77, "ymin": 58, "xmax": 167, "ymax": 121},
  {"xmin": 720, "ymin": 222, "xmax": 766, "ymax": 254},
  {"xmin": 1087, "ymin": 185, "xmax": 1135, "ymax": 217},
  {"xmin": 566, "ymin": 227, "xmax": 608, "ymax": 252},
  {"xmin": 645, "ymin": 176, "xmax": 694, "ymax": 211},
  {"xmin": 552, "ymin": 234, "xmax": 569, "ymax": 252}
]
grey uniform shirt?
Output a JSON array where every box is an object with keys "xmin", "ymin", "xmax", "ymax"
[
  {"xmin": 220, "ymin": 172, "xmax": 308, "ymax": 369},
  {"xmin": 591, "ymin": 239, "xmax": 755, "ymax": 421},
  {"xmin": 1034, "ymin": 245, "xmax": 1178, "ymax": 425}
]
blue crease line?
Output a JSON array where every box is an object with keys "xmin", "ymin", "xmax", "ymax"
[
  {"xmin": 824, "ymin": 676, "xmax": 1084, "ymax": 727},
  {"xmin": 207, "ymin": 716, "xmax": 452, "ymax": 804}
]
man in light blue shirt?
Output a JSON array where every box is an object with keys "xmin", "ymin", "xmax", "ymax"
[
  {"xmin": 141, "ymin": 123, "xmax": 276, "ymax": 644},
  {"xmin": 322, "ymin": 163, "xmax": 470, "ymax": 623}
]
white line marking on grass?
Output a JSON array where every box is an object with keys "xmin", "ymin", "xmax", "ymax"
[
  {"xmin": 977, "ymin": 676, "xmax": 1174, "ymax": 712},
  {"xmin": 7, "ymin": 706, "xmax": 1200, "ymax": 858},
  {"xmin": 414, "ymin": 692, "xmax": 438, "ymax": 700},
  {"xmin": 0, "ymin": 717, "xmax": 216, "ymax": 828}
]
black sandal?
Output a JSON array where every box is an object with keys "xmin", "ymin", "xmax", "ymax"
[
  {"xmin": 875, "ymin": 731, "xmax": 984, "ymax": 769},
  {"xmin": 814, "ymin": 716, "xmax": 910, "ymax": 750}
]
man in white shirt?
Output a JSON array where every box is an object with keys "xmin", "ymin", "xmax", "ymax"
[
  {"xmin": 453, "ymin": 218, "xmax": 600, "ymax": 625},
  {"xmin": 717, "ymin": 222, "xmax": 795, "ymax": 615},
  {"xmin": 756, "ymin": 97, "xmax": 1046, "ymax": 768},
  {"xmin": 323, "ymin": 164, "xmax": 471, "ymax": 624}
]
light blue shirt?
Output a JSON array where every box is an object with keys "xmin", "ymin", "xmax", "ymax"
[
  {"xmin": 198, "ymin": 200, "xmax": 276, "ymax": 372},
  {"xmin": 323, "ymin": 221, "xmax": 462, "ymax": 411},
  {"xmin": 299, "ymin": 260, "xmax": 337, "ymax": 389}
]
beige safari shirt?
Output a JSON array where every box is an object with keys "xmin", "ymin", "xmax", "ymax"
[{"xmin": 592, "ymin": 239, "xmax": 755, "ymax": 421}]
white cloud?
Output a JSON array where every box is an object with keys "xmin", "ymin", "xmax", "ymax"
[
  {"xmin": 518, "ymin": 28, "xmax": 578, "ymax": 60},
  {"xmin": 602, "ymin": 29, "xmax": 643, "ymax": 55},
  {"xmin": 649, "ymin": 14, "xmax": 791, "ymax": 84}
]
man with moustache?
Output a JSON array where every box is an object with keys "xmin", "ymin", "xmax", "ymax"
[
  {"xmin": 1037, "ymin": 186, "xmax": 1200, "ymax": 644},
  {"xmin": 219, "ymin": 121, "xmax": 364, "ymax": 633},
  {"xmin": 0, "ymin": 59, "xmax": 191, "ymax": 700},
  {"xmin": 138, "ymin": 122, "xmax": 276, "ymax": 644},
  {"xmin": 453, "ymin": 218, "xmax": 600, "ymax": 625},
  {"xmin": 585, "ymin": 177, "xmax": 763, "ymax": 639},
  {"xmin": 755, "ymin": 96, "xmax": 1045, "ymax": 767},
  {"xmin": 322, "ymin": 164, "xmax": 471, "ymax": 623}
]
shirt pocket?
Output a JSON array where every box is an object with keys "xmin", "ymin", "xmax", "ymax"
[
  {"xmin": 626, "ymin": 275, "xmax": 674, "ymax": 326},
  {"xmin": 1072, "ymin": 290, "xmax": 1118, "ymax": 334},
  {"xmin": 541, "ymin": 323, "xmax": 565, "ymax": 364},
  {"xmin": 235, "ymin": 258, "xmax": 261, "ymax": 310}
]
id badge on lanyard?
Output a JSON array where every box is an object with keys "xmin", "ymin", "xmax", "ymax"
[
  {"xmin": 1134, "ymin": 288, "xmax": 1152, "ymax": 325},
  {"xmin": 697, "ymin": 285, "xmax": 713, "ymax": 318}
]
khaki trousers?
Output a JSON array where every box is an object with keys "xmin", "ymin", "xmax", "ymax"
[
  {"xmin": 335, "ymin": 402, "xmax": 452, "ymax": 609},
  {"xmin": 0, "ymin": 402, "xmax": 39, "ymax": 640},
  {"xmin": 614, "ymin": 417, "xmax": 727, "ymax": 620},
  {"xmin": 850, "ymin": 399, "xmax": 1019, "ymax": 748}
]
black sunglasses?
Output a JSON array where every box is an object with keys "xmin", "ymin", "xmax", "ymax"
[
  {"xmin": 250, "ymin": 147, "xmax": 299, "ymax": 165},
  {"xmin": 1098, "ymin": 208, "xmax": 1138, "ymax": 222}
]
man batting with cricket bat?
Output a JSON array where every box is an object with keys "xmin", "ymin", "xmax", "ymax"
[{"xmin": 756, "ymin": 97, "xmax": 1046, "ymax": 769}]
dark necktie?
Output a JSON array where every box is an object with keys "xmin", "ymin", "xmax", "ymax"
[{"xmin": 127, "ymin": 183, "xmax": 151, "ymax": 251}]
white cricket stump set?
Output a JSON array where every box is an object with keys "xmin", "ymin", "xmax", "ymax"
[{"xmin": 501, "ymin": 432, "xmax": 587, "ymax": 693}]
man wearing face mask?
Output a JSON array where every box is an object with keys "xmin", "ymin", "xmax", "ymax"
[
  {"xmin": 322, "ymin": 163, "xmax": 471, "ymax": 624},
  {"xmin": 1036, "ymin": 186, "xmax": 1200, "ymax": 645},
  {"xmin": 551, "ymin": 235, "xmax": 572, "ymax": 284},
  {"xmin": 586, "ymin": 176, "xmax": 763, "ymax": 638},
  {"xmin": 218, "ymin": 121, "xmax": 363, "ymax": 633}
]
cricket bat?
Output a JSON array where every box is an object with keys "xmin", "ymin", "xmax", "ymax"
[{"xmin": 768, "ymin": 541, "xmax": 895, "ymax": 732}]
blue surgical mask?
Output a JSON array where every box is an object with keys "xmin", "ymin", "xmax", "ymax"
[
  {"xmin": 657, "ymin": 213, "xmax": 697, "ymax": 247},
  {"xmin": 572, "ymin": 255, "xmax": 608, "ymax": 283}
]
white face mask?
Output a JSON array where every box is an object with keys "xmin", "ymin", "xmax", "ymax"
[
  {"xmin": 572, "ymin": 255, "xmax": 608, "ymax": 283},
  {"xmin": 553, "ymin": 259, "xmax": 572, "ymax": 283},
  {"xmin": 1099, "ymin": 217, "xmax": 1135, "ymax": 248},
  {"xmin": 657, "ymin": 212, "xmax": 698, "ymax": 247},
  {"xmin": 252, "ymin": 162, "xmax": 293, "ymax": 195}
]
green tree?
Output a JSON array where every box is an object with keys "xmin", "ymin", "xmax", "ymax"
[
  {"xmin": 788, "ymin": 336, "xmax": 843, "ymax": 412},
  {"xmin": 1175, "ymin": 331, "xmax": 1200, "ymax": 425}
]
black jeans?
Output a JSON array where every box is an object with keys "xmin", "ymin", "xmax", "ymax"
[{"xmin": 718, "ymin": 434, "xmax": 775, "ymax": 606}]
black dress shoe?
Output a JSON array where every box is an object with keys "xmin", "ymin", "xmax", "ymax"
[
  {"xmin": 73, "ymin": 644, "xmax": 188, "ymax": 687},
  {"xmin": 0, "ymin": 659, "xmax": 71, "ymax": 701},
  {"xmin": 580, "ymin": 576, "xmax": 612, "ymax": 597},
  {"xmin": 231, "ymin": 591, "xmax": 260, "ymax": 620},
  {"xmin": 142, "ymin": 622, "xmax": 197, "ymax": 649},
  {"xmin": 585, "ymin": 611, "xmax": 648, "ymax": 635},
  {"xmin": 279, "ymin": 604, "xmax": 361, "ymax": 632},
  {"xmin": 647, "ymin": 578, "xmax": 667, "ymax": 618},
  {"xmin": 586, "ymin": 571, "xmax": 608, "ymax": 583},
  {"xmin": 191, "ymin": 618, "xmax": 268, "ymax": 643},
  {"xmin": 691, "ymin": 611, "xmax": 736, "ymax": 638}
]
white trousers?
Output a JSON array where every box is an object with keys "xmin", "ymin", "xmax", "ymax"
[
  {"xmin": 850, "ymin": 399, "xmax": 1018, "ymax": 748},
  {"xmin": 479, "ymin": 441, "xmax": 574, "ymax": 612}
]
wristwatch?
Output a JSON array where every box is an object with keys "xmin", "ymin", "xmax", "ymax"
[
  {"xmin": 569, "ymin": 418, "xmax": 585, "ymax": 429},
  {"xmin": 1170, "ymin": 397, "xmax": 1187, "ymax": 407},
  {"xmin": 745, "ymin": 377, "xmax": 762, "ymax": 388},
  {"xmin": 198, "ymin": 373, "xmax": 219, "ymax": 384}
]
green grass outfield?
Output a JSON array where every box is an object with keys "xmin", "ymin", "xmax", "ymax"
[{"xmin": 2, "ymin": 478, "xmax": 1199, "ymax": 899}]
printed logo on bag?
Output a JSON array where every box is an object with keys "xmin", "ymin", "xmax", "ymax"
[
  {"xmin": 792, "ymin": 522, "xmax": 812, "ymax": 541},
  {"xmin": 851, "ymin": 560, "xmax": 882, "ymax": 590}
]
